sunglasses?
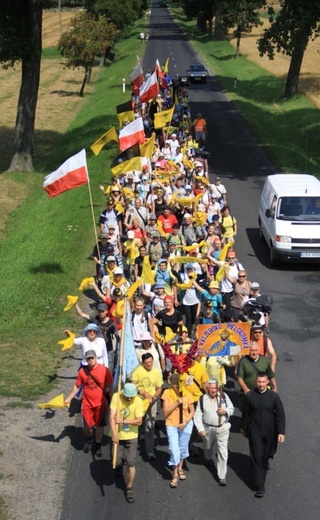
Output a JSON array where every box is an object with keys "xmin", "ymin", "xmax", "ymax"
[
  {"xmin": 227, "ymin": 257, "xmax": 235, "ymax": 260},
  {"xmin": 238, "ymin": 275, "xmax": 246, "ymax": 278}
]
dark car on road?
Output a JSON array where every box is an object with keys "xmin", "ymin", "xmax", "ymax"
[{"xmin": 186, "ymin": 64, "xmax": 208, "ymax": 84}]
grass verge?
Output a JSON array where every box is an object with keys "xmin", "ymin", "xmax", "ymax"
[
  {"xmin": 171, "ymin": 7, "xmax": 320, "ymax": 177},
  {"xmin": 0, "ymin": 18, "xmax": 146, "ymax": 401}
]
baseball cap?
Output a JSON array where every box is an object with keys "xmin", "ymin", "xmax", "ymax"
[
  {"xmin": 114, "ymin": 267, "xmax": 123, "ymax": 275},
  {"xmin": 251, "ymin": 282, "xmax": 260, "ymax": 289},
  {"xmin": 99, "ymin": 233, "xmax": 108, "ymax": 239},
  {"xmin": 209, "ymin": 281, "xmax": 219, "ymax": 289},
  {"xmin": 106, "ymin": 255, "xmax": 116, "ymax": 262},
  {"xmin": 140, "ymin": 331, "xmax": 153, "ymax": 341},
  {"xmin": 149, "ymin": 214, "xmax": 157, "ymax": 220},
  {"xmin": 108, "ymin": 223, "xmax": 116, "ymax": 229},
  {"xmin": 127, "ymin": 230, "xmax": 135, "ymax": 238},
  {"xmin": 113, "ymin": 288, "xmax": 123, "ymax": 296},
  {"xmin": 85, "ymin": 349, "xmax": 96, "ymax": 359},
  {"xmin": 185, "ymin": 185, "xmax": 192, "ymax": 190},
  {"xmin": 98, "ymin": 303, "xmax": 108, "ymax": 311}
]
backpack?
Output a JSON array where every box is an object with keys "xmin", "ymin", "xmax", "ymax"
[{"xmin": 256, "ymin": 294, "xmax": 273, "ymax": 314}]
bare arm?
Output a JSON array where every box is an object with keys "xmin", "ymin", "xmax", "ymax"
[
  {"xmin": 65, "ymin": 383, "xmax": 81, "ymax": 405},
  {"xmin": 267, "ymin": 337, "xmax": 277, "ymax": 372},
  {"xmin": 91, "ymin": 281, "xmax": 106, "ymax": 301},
  {"xmin": 75, "ymin": 302, "xmax": 90, "ymax": 320}
]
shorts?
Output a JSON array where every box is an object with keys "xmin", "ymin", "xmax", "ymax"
[
  {"xmin": 82, "ymin": 403, "xmax": 106, "ymax": 429},
  {"xmin": 115, "ymin": 438, "xmax": 138, "ymax": 467}
]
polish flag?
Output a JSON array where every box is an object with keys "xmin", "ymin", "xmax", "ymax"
[
  {"xmin": 139, "ymin": 71, "xmax": 159, "ymax": 103},
  {"xmin": 155, "ymin": 59, "xmax": 163, "ymax": 78},
  {"xmin": 130, "ymin": 62, "xmax": 144, "ymax": 95},
  {"xmin": 43, "ymin": 149, "xmax": 88, "ymax": 197},
  {"xmin": 118, "ymin": 117, "xmax": 145, "ymax": 152}
]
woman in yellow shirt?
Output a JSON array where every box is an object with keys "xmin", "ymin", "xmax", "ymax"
[{"xmin": 162, "ymin": 373, "xmax": 195, "ymax": 488}]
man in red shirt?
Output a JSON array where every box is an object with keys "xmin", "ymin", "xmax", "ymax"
[
  {"xmin": 158, "ymin": 206, "xmax": 178, "ymax": 234},
  {"xmin": 65, "ymin": 349, "xmax": 113, "ymax": 457}
]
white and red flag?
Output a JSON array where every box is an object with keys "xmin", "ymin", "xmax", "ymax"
[
  {"xmin": 118, "ymin": 117, "xmax": 145, "ymax": 152},
  {"xmin": 139, "ymin": 71, "xmax": 159, "ymax": 103},
  {"xmin": 155, "ymin": 59, "xmax": 163, "ymax": 78},
  {"xmin": 43, "ymin": 149, "xmax": 88, "ymax": 198},
  {"xmin": 130, "ymin": 62, "xmax": 144, "ymax": 95}
]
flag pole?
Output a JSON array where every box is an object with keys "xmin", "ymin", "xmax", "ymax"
[
  {"xmin": 87, "ymin": 171, "xmax": 101, "ymax": 263},
  {"xmin": 112, "ymin": 296, "xmax": 127, "ymax": 468}
]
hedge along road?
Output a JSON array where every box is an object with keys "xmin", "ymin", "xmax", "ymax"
[{"xmin": 60, "ymin": 3, "xmax": 320, "ymax": 520}]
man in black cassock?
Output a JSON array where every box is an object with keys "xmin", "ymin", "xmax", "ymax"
[{"xmin": 240, "ymin": 371, "xmax": 286, "ymax": 498}]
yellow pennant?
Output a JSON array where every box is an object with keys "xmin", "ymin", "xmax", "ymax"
[
  {"xmin": 123, "ymin": 187, "xmax": 135, "ymax": 200},
  {"xmin": 126, "ymin": 279, "xmax": 143, "ymax": 299},
  {"xmin": 157, "ymin": 220, "xmax": 169, "ymax": 238},
  {"xmin": 141, "ymin": 255, "xmax": 156, "ymax": 284},
  {"xmin": 58, "ymin": 332, "xmax": 75, "ymax": 351},
  {"xmin": 192, "ymin": 211, "xmax": 207, "ymax": 226},
  {"xmin": 176, "ymin": 197, "xmax": 193, "ymax": 208},
  {"xmin": 174, "ymin": 256, "xmax": 208, "ymax": 264},
  {"xmin": 64, "ymin": 295, "xmax": 79, "ymax": 311},
  {"xmin": 78, "ymin": 277, "xmax": 94, "ymax": 291},
  {"xmin": 115, "ymin": 202, "xmax": 125, "ymax": 215},
  {"xmin": 37, "ymin": 393, "xmax": 67, "ymax": 409},
  {"xmin": 195, "ymin": 175, "xmax": 210, "ymax": 186},
  {"xmin": 219, "ymin": 241, "xmax": 234, "ymax": 261}
]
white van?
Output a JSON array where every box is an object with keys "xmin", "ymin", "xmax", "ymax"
[{"xmin": 259, "ymin": 174, "xmax": 320, "ymax": 266}]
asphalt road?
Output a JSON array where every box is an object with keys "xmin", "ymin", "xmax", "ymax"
[{"xmin": 60, "ymin": 3, "xmax": 320, "ymax": 519}]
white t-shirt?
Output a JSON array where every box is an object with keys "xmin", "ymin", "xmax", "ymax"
[
  {"xmin": 74, "ymin": 336, "xmax": 109, "ymax": 367},
  {"xmin": 181, "ymin": 273, "xmax": 200, "ymax": 306}
]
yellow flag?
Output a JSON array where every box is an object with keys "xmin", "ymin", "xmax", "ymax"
[
  {"xmin": 175, "ymin": 279, "xmax": 193, "ymax": 290},
  {"xmin": 37, "ymin": 393, "xmax": 66, "ymax": 409},
  {"xmin": 123, "ymin": 187, "xmax": 135, "ymax": 200},
  {"xmin": 163, "ymin": 57, "xmax": 169, "ymax": 74},
  {"xmin": 154, "ymin": 107, "xmax": 174, "ymax": 129},
  {"xmin": 157, "ymin": 220, "xmax": 169, "ymax": 238},
  {"xmin": 58, "ymin": 332, "xmax": 75, "ymax": 351},
  {"xmin": 126, "ymin": 279, "xmax": 143, "ymax": 299},
  {"xmin": 218, "ymin": 365, "xmax": 225, "ymax": 386},
  {"xmin": 117, "ymin": 110, "xmax": 135, "ymax": 127},
  {"xmin": 219, "ymin": 241, "xmax": 234, "ymax": 261},
  {"xmin": 176, "ymin": 197, "xmax": 193, "ymax": 208},
  {"xmin": 115, "ymin": 202, "xmax": 125, "ymax": 215},
  {"xmin": 193, "ymin": 193, "xmax": 203, "ymax": 206},
  {"xmin": 90, "ymin": 127, "xmax": 118, "ymax": 155},
  {"xmin": 215, "ymin": 263, "xmax": 227, "ymax": 282},
  {"xmin": 193, "ymin": 211, "xmax": 207, "ymax": 226},
  {"xmin": 168, "ymin": 191, "xmax": 178, "ymax": 205},
  {"xmin": 183, "ymin": 243, "xmax": 199, "ymax": 252},
  {"xmin": 195, "ymin": 175, "xmax": 210, "ymax": 186},
  {"xmin": 78, "ymin": 277, "xmax": 94, "ymax": 291},
  {"xmin": 140, "ymin": 134, "xmax": 155, "ymax": 159},
  {"xmin": 64, "ymin": 295, "xmax": 79, "ymax": 311},
  {"xmin": 174, "ymin": 256, "xmax": 208, "ymax": 264},
  {"xmin": 141, "ymin": 255, "xmax": 156, "ymax": 284},
  {"xmin": 111, "ymin": 157, "xmax": 142, "ymax": 177}
]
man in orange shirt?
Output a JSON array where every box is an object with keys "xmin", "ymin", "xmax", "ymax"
[{"xmin": 192, "ymin": 113, "xmax": 207, "ymax": 148}]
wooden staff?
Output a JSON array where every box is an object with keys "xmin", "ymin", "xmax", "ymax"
[
  {"xmin": 87, "ymin": 173, "xmax": 101, "ymax": 263},
  {"xmin": 112, "ymin": 297, "xmax": 127, "ymax": 468},
  {"xmin": 178, "ymin": 374, "xmax": 183, "ymax": 424},
  {"xmin": 218, "ymin": 365, "xmax": 224, "ymax": 427}
]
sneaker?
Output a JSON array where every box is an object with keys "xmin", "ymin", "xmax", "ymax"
[
  {"xmin": 83, "ymin": 436, "xmax": 93, "ymax": 453},
  {"xmin": 95, "ymin": 443, "xmax": 103, "ymax": 458},
  {"xmin": 255, "ymin": 486, "xmax": 265, "ymax": 498},
  {"xmin": 219, "ymin": 479, "xmax": 227, "ymax": 486}
]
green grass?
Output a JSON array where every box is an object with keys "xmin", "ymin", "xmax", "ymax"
[
  {"xmin": 0, "ymin": 19, "xmax": 146, "ymax": 400},
  {"xmin": 171, "ymin": 7, "xmax": 320, "ymax": 177},
  {"xmin": 41, "ymin": 47, "xmax": 60, "ymax": 58}
]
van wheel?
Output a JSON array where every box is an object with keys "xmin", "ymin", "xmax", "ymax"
[
  {"xmin": 259, "ymin": 224, "xmax": 265, "ymax": 243},
  {"xmin": 270, "ymin": 246, "xmax": 279, "ymax": 267}
]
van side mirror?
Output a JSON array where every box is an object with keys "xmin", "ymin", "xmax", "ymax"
[{"xmin": 265, "ymin": 209, "xmax": 273, "ymax": 218}]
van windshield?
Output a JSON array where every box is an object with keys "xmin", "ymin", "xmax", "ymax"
[{"xmin": 277, "ymin": 197, "xmax": 320, "ymax": 221}]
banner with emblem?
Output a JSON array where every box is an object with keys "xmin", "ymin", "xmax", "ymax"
[{"xmin": 196, "ymin": 322, "xmax": 251, "ymax": 356}]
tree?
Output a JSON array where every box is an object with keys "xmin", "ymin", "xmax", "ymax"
[
  {"xmin": 258, "ymin": 0, "xmax": 320, "ymax": 98},
  {"xmin": 0, "ymin": 0, "xmax": 43, "ymax": 172},
  {"xmin": 222, "ymin": 0, "xmax": 266, "ymax": 58},
  {"xmin": 85, "ymin": 0, "xmax": 146, "ymax": 36},
  {"xmin": 58, "ymin": 12, "xmax": 118, "ymax": 97}
]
